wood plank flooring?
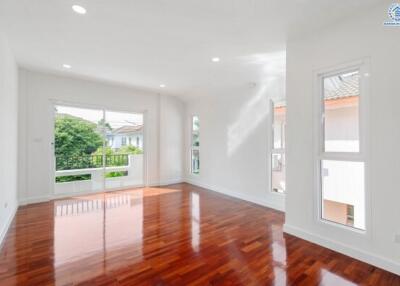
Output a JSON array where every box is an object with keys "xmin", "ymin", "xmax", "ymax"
[{"xmin": 0, "ymin": 183, "xmax": 399, "ymax": 285}]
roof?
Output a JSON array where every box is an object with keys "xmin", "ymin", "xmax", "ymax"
[
  {"xmin": 274, "ymin": 71, "xmax": 360, "ymax": 115},
  {"xmin": 324, "ymin": 71, "xmax": 359, "ymax": 99},
  {"xmin": 111, "ymin": 125, "xmax": 143, "ymax": 135}
]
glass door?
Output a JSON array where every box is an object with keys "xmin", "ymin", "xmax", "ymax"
[
  {"xmin": 54, "ymin": 104, "xmax": 144, "ymax": 196},
  {"xmin": 103, "ymin": 110, "xmax": 144, "ymax": 190},
  {"xmin": 54, "ymin": 105, "xmax": 105, "ymax": 195}
]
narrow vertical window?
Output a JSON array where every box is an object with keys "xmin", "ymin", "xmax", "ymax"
[
  {"xmin": 191, "ymin": 116, "xmax": 200, "ymax": 174},
  {"xmin": 318, "ymin": 67, "xmax": 366, "ymax": 230},
  {"xmin": 271, "ymin": 101, "xmax": 286, "ymax": 193}
]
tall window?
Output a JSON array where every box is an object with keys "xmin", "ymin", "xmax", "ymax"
[
  {"xmin": 191, "ymin": 116, "xmax": 200, "ymax": 174},
  {"xmin": 317, "ymin": 66, "xmax": 366, "ymax": 230},
  {"xmin": 271, "ymin": 100, "xmax": 286, "ymax": 193}
]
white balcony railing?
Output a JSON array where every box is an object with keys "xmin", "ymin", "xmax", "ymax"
[{"xmin": 55, "ymin": 154, "xmax": 143, "ymax": 195}]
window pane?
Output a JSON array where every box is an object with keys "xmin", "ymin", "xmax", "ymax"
[
  {"xmin": 192, "ymin": 132, "xmax": 199, "ymax": 147},
  {"xmin": 323, "ymin": 71, "xmax": 360, "ymax": 152},
  {"xmin": 191, "ymin": 150, "xmax": 200, "ymax": 174},
  {"xmin": 321, "ymin": 160, "xmax": 365, "ymax": 230},
  {"xmin": 192, "ymin": 116, "xmax": 199, "ymax": 132},
  {"xmin": 271, "ymin": 153, "xmax": 285, "ymax": 193},
  {"xmin": 273, "ymin": 103, "xmax": 286, "ymax": 149}
]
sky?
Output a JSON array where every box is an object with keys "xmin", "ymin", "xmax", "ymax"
[{"xmin": 55, "ymin": 105, "xmax": 143, "ymax": 129}]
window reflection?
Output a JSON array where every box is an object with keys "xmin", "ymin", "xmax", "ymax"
[
  {"xmin": 270, "ymin": 225, "xmax": 287, "ymax": 285},
  {"xmin": 321, "ymin": 269, "xmax": 357, "ymax": 285},
  {"xmin": 191, "ymin": 192, "xmax": 200, "ymax": 252},
  {"xmin": 54, "ymin": 191, "xmax": 143, "ymax": 276}
]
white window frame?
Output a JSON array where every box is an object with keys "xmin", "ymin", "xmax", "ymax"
[
  {"xmin": 314, "ymin": 59, "xmax": 370, "ymax": 234},
  {"xmin": 270, "ymin": 99, "xmax": 286, "ymax": 194},
  {"xmin": 49, "ymin": 99, "xmax": 148, "ymax": 193},
  {"xmin": 190, "ymin": 115, "xmax": 200, "ymax": 175}
]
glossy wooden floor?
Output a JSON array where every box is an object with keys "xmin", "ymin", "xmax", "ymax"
[{"xmin": 0, "ymin": 183, "xmax": 399, "ymax": 286}]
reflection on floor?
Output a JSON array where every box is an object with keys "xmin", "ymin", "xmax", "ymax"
[{"xmin": 0, "ymin": 183, "xmax": 399, "ymax": 285}]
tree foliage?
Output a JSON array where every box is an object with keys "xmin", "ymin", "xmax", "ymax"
[
  {"xmin": 55, "ymin": 115, "xmax": 143, "ymax": 173},
  {"xmin": 92, "ymin": 145, "xmax": 143, "ymax": 156},
  {"xmin": 55, "ymin": 115, "xmax": 103, "ymax": 158}
]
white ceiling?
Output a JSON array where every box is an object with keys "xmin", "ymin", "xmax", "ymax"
[{"xmin": 0, "ymin": 0, "xmax": 382, "ymax": 100}]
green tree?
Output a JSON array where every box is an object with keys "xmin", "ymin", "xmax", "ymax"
[
  {"xmin": 93, "ymin": 145, "xmax": 143, "ymax": 156},
  {"xmin": 97, "ymin": 118, "xmax": 112, "ymax": 131},
  {"xmin": 92, "ymin": 146, "xmax": 115, "ymax": 156},
  {"xmin": 118, "ymin": 145, "xmax": 143, "ymax": 155},
  {"xmin": 91, "ymin": 145, "xmax": 143, "ymax": 167},
  {"xmin": 55, "ymin": 115, "xmax": 103, "ymax": 170}
]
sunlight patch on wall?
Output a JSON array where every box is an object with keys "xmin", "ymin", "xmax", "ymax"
[
  {"xmin": 227, "ymin": 74, "xmax": 285, "ymax": 157},
  {"xmin": 227, "ymin": 51, "xmax": 285, "ymax": 157},
  {"xmin": 240, "ymin": 51, "xmax": 286, "ymax": 86}
]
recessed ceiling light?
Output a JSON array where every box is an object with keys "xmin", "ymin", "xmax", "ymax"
[
  {"xmin": 160, "ymin": 84, "xmax": 166, "ymax": 88},
  {"xmin": 72, "ymin": 5, "xmax": 87, "ymax": 14},
  {"xmin": 211, "ymin": 57, "xmax": 220, "ymax": 62},
  {"xmin": 63, "ymin": 64, "xmax": 72, "ymax": 69}
]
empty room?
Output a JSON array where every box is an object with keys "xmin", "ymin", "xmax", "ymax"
[{"xmin": 0, "ymin": 0, "xmax": 399, "ymax": 285}]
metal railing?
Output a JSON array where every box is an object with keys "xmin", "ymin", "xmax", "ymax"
[{"xmin": 56, "ymin": 154, "xmax": 129, "ymax": 171}]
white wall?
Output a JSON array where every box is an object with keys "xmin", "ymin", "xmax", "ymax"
[
  {"xmin": 184, "ymin": 79, "xmax": 286, "ymax": 211},
  {"xmin": 159, "ymin": 95, "xmax": 184, "ymax": 185},
  {"xmin": 0, "ymin": 31, "xmax": 18, "ymax": 244},
  {"xmin": 18, "ymin": 70, "xmax": 184, "ymax": 204},
  {"xmin": 285, "ymin": 1, "xmax": 400, "ymax": 274}
]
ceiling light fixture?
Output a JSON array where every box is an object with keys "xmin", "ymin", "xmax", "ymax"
[
  {"xmin": 212, "ymin": 57, "xmax": 220, "ymax": 62},
  {"xmin": 72, "ymin": 5, "xmax": 87, "ymax": 15},
  {"xmin": 63, "ymin": 64, "xmax": 72, "ymax": 69},
  {"xmin": 160, "ymin": 84, "xmax": 166, "ymax": 88}
]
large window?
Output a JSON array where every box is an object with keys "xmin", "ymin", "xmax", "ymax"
[
  {"xmin": 191, "ymin": 116, "xmax": 200, "ymax": 174},
  {"xmin": 317, "ymin": 65, "xmax": 367, "ymax": 230},
  {"xmin": 53, "ymin": 105, "xmax": 144, "ymax": 195},
  {"xmin": 271, "ymin": 100, "xmax": 286, "ymax": 193}
]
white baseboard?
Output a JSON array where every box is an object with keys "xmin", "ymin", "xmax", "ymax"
[
  {"xmin": 184, "ymin": 178, "xmax": 285, "ymax": 212},
  {"xmin": 283, "ymin": 224, "xmax": 400, "ymax": 276},
  {"xmin": 19, "ymin": 194, "xmax": 52, "ymax": 206},
  {"xmin": 19, "ymin": 180, "xmax": 183, "ymax": 206},
  {"xmin": 146, "ymin": 178, "xmax": 183, "ymax": 187},
  {"xmin": 0, "ymin": 202, "xmax": 18, "ymax": 248},
  {"xmin": 20, "ymin": 185, "xmax": 146, "ymax": 205},
  {"xmin": 158, "ymin": 178, "xmax": 184, "ymax": 186}
]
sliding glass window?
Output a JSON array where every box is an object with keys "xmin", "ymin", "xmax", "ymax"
[{"xmin": 53, "ymin": 105, "xmax": 144, "ymax": 195}]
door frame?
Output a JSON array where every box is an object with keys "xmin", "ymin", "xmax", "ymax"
[{"xmin": 49, "ymin": 99, "xmax": 148, "ymax": 197}]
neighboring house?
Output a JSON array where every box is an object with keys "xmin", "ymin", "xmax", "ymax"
[{"xmin": 107, "ymin": 125, "xmax": 143, "ymax": 150}]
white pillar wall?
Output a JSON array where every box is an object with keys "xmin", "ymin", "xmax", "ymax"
[{"xmin": 285, "ymin": 1, "xmax": 400, "ymax": 274}]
